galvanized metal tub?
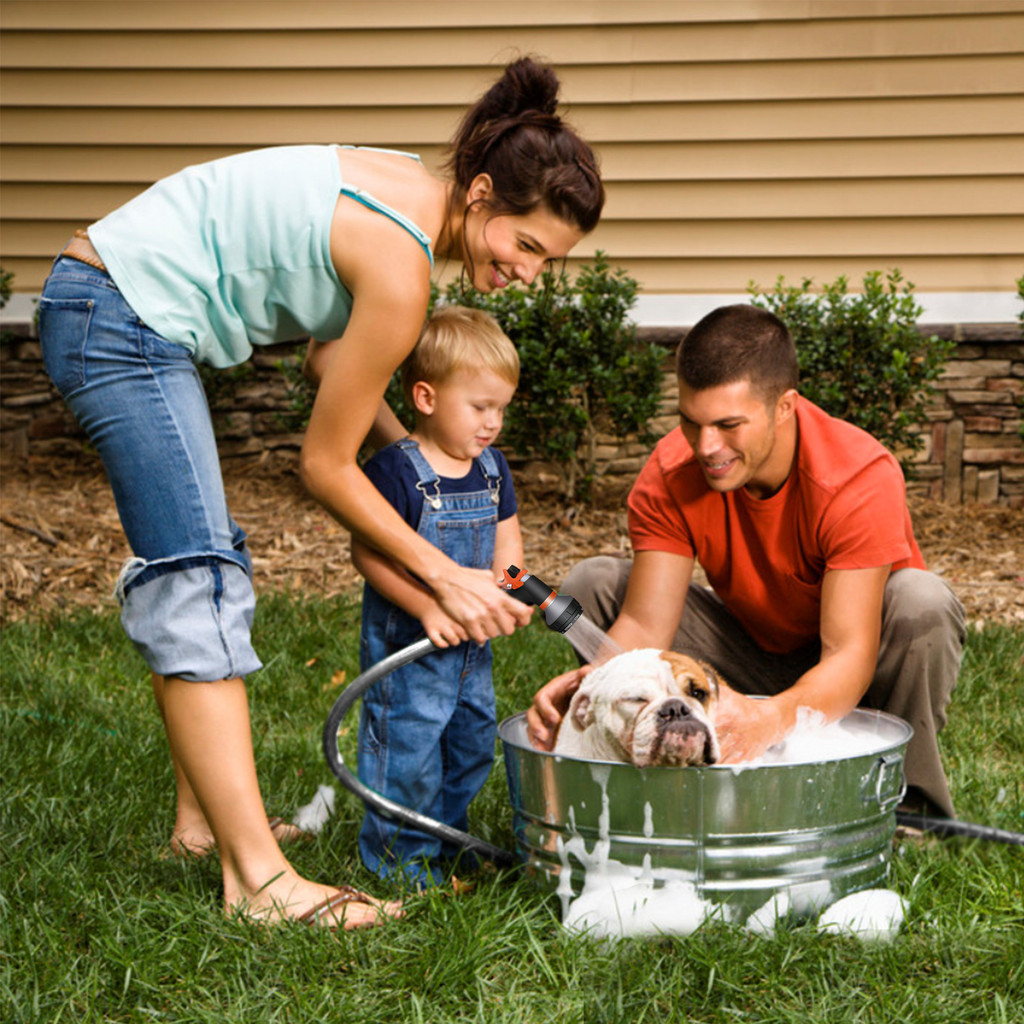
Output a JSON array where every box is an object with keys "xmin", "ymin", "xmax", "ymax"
[{"xmin": 498, "ymin": 709, "xmax": 912, "ymax": 922}]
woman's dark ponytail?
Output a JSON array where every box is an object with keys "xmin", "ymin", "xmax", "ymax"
[{"xmin": 445, "ymin": 57, "xmax": 604, "ymax": 234}]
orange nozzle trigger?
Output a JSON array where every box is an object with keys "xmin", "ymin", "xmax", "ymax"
[{"xmin": 502, "ymin": 567, "xmax": 525, "ymax": 590}]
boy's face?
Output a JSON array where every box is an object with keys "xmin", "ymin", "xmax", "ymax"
[{"xmin": 415, "ymin": 367, "xmax": 516, "ymax": 462}]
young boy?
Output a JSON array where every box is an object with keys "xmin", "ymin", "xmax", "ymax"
[{"xmin": 352, "ymin": 305, "xmax": 524, "ymax": 888}]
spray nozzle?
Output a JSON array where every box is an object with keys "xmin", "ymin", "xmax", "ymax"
[{"xmin": 502, "ymin": 564, "xmax": 583, "ymax": 635}]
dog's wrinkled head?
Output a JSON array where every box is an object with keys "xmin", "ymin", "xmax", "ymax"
[{"xmin": 555, "ymin": 649, "xmax": 721, "ymax": 767}]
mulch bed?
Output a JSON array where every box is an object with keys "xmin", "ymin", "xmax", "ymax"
[{"xmin": 2, "ymin": 451, "xmax": 1022, "ymax": 628}]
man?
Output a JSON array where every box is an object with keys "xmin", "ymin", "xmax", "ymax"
[{"xmin": 528, "ymin": 304, "xmax": 964, "ymax": 818}]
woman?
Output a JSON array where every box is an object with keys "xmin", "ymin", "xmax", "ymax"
[{"xmin": 38, "ymin": 57, "xmax": 604, "ymax": 930}]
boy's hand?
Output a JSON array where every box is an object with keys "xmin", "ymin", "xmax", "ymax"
[{"xmin": 420, "ymin": 604, "xmax": 469, "ymax": 649}]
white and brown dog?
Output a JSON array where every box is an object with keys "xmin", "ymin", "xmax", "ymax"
[{"xmin": 553, "ymin": 648, "xmax": 722, "ymax": 767}]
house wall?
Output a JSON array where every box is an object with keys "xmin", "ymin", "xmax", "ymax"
[
  {"xmin": 2, "ymin": 0, "xmax": 1023, "ymax": 306},
  {"xmin": 3, "ymin": 321, "xmax": 1020, "ymax": 506},
  {"xmin": 1, "ymin": 1, "xmax": 1021, "ymax": 503}
]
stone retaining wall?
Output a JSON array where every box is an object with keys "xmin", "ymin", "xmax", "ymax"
[{"xmin": 3, "ymin": 321, "xmax": 1021, "ymax": 507}]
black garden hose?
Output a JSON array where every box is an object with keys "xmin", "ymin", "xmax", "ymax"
[
  {"xmin": 896, "ymin": 811, "xmax": 1024, "ymax": 846},
  {"xmin": 322, "ymin": 636, "xmax": 518, "ymax": 869}
]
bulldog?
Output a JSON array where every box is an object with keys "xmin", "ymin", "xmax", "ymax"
[{"xmin": 553, "ymin": 648, "xmax": 722, "ymax": 767}]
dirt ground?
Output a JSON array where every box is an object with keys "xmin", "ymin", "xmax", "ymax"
[{"xmin": 2, "ymin": 451, "xmax": 1022, "ymax": 628}]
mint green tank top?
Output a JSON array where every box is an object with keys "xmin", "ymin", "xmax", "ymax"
[{"xmin": 88, "ymin": 145, "xmax": 434, "ymax": 368}]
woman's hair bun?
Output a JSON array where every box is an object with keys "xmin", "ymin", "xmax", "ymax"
[
  {"xmin": 490, "ymin": 56, "xmax": 560, "ymax": 118},
  {"xmin": 446, "ymin": 55, "xmax": 605, "ymax": 234}
]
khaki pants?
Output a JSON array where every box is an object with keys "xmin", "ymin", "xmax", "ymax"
[{"xmin": 562, "ymin": 557, "xmax": 966, "ymax": 818}]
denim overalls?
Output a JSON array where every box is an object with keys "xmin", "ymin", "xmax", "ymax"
[{"xmin": 357, "ymin": 439, "xmax": 502, "ymax": 887}]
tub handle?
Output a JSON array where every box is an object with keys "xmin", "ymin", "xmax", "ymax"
[{"xmin": 861, "ymin": 752, "xmax": 906, "ymax": 813}]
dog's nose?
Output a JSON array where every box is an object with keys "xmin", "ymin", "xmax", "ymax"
[{"xmin": 658, "ymin": 699, "xmax": 691, "ymax": 722}]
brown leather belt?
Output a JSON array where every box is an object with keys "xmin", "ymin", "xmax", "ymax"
[{"xmin": 60, "ymin": 229, "xmax": 108, "ymax": 272}]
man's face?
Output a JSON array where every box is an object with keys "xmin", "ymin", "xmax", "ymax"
[{"xmin": 677, "ymin": 378, "xmax": 795, "ymax": 499}]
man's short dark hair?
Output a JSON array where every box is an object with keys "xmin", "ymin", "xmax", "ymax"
[{"xmin": 676, "ymin": 304, "xmax": 798, "ymax": 402}]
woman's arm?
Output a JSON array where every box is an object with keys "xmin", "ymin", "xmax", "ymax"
[
  {"xmin": 300, "ymin": 218, "xmax": 529, "ymax": 643},
  {"xmin": 351, "ymin": 538, "xmax": 468, "ymax": 648},
  {"xmin": 304, "ymin": 337, "xmax": 406, "ymax": 453}
]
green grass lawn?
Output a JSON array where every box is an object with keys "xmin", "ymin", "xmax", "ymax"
[{"xmin": 2, "ymin": 594, "xmax": 1022, "ymax": 1024}]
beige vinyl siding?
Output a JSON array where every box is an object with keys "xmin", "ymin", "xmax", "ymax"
[{"xmin": 2, "ymin": 0, "xmax": 1022, "ymax": 302}]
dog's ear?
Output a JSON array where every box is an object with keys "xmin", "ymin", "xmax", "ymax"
[{"xmin": 567, "ymin": 689, "xmax": 594, "ymax": 733}]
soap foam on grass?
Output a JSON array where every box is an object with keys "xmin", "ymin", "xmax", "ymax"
[{"xmin": 558, "ymin": 766, "xmax": 717, "ymax": 941}]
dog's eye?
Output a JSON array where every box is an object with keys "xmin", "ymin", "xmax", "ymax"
[{"xmin": 687, "ymin": 684, "xmax": 708, "ymax": 704}]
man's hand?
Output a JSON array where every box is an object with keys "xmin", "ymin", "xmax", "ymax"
[
  {"xmin": 525, "ymin": 666, "xmax": 592, "ymax": 751},
  {"xmin": 714, "ymin": 687, "xmax": 786, "ymax": 764}
]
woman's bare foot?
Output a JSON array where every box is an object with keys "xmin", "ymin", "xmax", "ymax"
[
  {"xmin": 167, "ymin": 826, "xmax": 217, "ymax": 858},
  {"xmin": 296, "ymin": 886, "xmax": 404, "ymax": 930},
  {"xmin": 266, "ymin": 816, "xmax": 312, "ymax": 846},
  {"xmin": 228, "ymin": 873, "xmax": 404, "ymax": 931},
  {"xmin": 166, "ymin": 816, "xmax": 309, "ymax": 859}
]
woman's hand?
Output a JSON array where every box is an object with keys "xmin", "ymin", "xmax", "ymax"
[
  {"xmin": 525, "ymin": 665, "xmax": 592, "ymax": 751},
  {"xmin": 431, "ymin": 564, "xmax": 533, "ymax": 646}
]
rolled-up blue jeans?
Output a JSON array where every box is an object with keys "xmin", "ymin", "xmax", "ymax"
[{"xmin": 37, "ymin": 256, "xmax": 262, "ymax": 682}]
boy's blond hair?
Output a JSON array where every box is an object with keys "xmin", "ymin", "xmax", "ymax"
[{"xmin": 402, "ymin": 305, "xmax": 520, "ymax": 405}]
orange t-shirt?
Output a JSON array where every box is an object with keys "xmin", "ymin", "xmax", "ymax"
[{"xmin": 627, "ymin": 399, "xmax": 925, "ymax": 654}]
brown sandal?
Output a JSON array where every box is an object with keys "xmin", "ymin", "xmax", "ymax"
[{"xmin": 297, "ymin": 885, "xmax": 389, "ymax": 929}]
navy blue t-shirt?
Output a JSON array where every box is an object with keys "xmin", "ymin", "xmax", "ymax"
[{"xmin": 362, "ymin": 441, "xmax": 518, "ymax": 532}]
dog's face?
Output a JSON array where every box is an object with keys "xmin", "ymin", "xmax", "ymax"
[{"xmin": 554, "ymin": 649, "xmax": 721, "ymax": 767}]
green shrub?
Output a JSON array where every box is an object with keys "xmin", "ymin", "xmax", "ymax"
[
  {"xmin": 748, "ymin": 269, "xmax": 955, "ymax": 466},
  {"xmin": 449, "ymin": 252, "xmax": 663, "ymax": 502},
  {"xmin": 235, "ymin": 256, "xmax": 664, "ymax": 503}
]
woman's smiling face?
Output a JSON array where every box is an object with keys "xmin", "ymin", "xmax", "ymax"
[{"xmin": 460, "ymin": 180, "xmax": 585, "ymax": 293}]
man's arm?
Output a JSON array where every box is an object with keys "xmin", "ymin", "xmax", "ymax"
[
  {"xmin": 605, "ymin": 549, "xmax": 694, "ymax": 650},
  {"xmin": 526, "ymin": 550, "xmax": 694, "ymax": 748},
  {"xmin": 714, "ymin": 564, "xmax": 890, "ymax": 762}
]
